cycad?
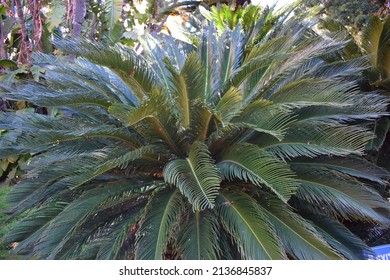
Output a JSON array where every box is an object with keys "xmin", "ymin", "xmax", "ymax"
[{"xmin": 0, "ymin": 17, "xmax": 389, "ymax": 260}]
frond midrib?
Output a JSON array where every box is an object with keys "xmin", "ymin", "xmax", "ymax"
[{"xmin": 219, "ymin": 193, "xmax": 273, "ymax": 259}]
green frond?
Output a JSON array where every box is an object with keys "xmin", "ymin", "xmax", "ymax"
[
  {"xmin": 139, "ymin": 34, "xmax": 191, "ymax": 99},
  {"xmin": 106, "ymin": 0, "xmax": 122, "ymax": 38},
  {"xmin": 219, "ymin": 26, "xmax": 244, "ymax": 88},
  {"xmin": 163, "ymin": 141, "xmax": 221, "ymax": 211},
  {"xmin": 366, "ymin": 118, "xmax": 390, "ymax": 151},
  {"xmin": 235, "ymin": 100, "xmax": 296, "ymax": 141},
  {"xmin": 361, "ymin": 15, "xmax": 390, "ymax": 72},
  {"xmin": 290, "ymin": 156, "xmax": 390, "ymax": 185},
  {"xmin": 0, "ymin": 112, "xmax": 142, "ymax": 153},
  {"xmin": 166, "ymin": 52, "xmax": 205, "ymax": 128},
  {"xmin": 4, "ymin": 201, "xmax": 67, "ymax": 246},
  {"xmin": 57, "ymin": 196, "xmax": 144, "ymax": 260},
  {"xmin": 199, "ymin": 22, "xmax": 221, "ymax": 104},
  {"xmin": 304, "ymin": 213, "xmax": 373, "ymax": 260},
  {"xmin": 254, "ymin": 192, "xmax": 342, "ymax": 260},
  {"xmin": 261, "ymin": 123, "xmax": 373, "ymax": 159},
  {"xmin": 4, "ymin": 145, "xmax": 157, "ymax": 220},
  {"xmin": 268, "ymin": 78, "xmax": 357, "ymax": 105},
  {"xmin": 7, "ymin": 180, "xmax": 151, "ymax": 259},
  {"xmin": 217, "ymin": 143, "xmax": 298, "ymax": 202},
  {"xmin": 95, "ymin": 215, "xmax": 137, "ymax": 260},
  {"xmin": 231, "ymin": 35, "xmax": 291, "ymax": 88},
  {"xmin": 29, "ymin": 54, "xmax": 139, "ymax": 106},
  {"xmin": 109, "ymin": 90, "xmax": 182, "ymax": 155},
  {"xmin": 217, "ymin": 190, "xmax": 286, "ymax": 260},
  {"xmin": 294, "ymin": 93, "xmax": 388, "ymax": 125},
  {"xmin": 317, "ymin": 19, "xmax": 362, "ymax": 60},
  {"xmin": 252, "ymin": 38, "xmax": 348, "ymax": 102},
  {"xmin": 215, "ymin": 86, "xmax": 243, "ymax": 123},
  {"xmin": 135, "ymin": 188, "xmax": 184, "ymax": 260},
  {"xmin": 53, "ymin": 39, "xmax": 156, "ymax": 99},
  {"xmin": 189, "ymin": 100, "xmax": 214, "ymax": 142},
  {"xmin": 293, "ymin": 168, "xmax": 389, "ymax": 224},
  {"xmin": 176, "ymin": 209, "xmax": 221, "ymax": 260}
]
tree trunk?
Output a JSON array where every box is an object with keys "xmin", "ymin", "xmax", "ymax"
[
  {"xmin": 72, "ymin": 0, "xmax": 86, "ymax": 38},
  {"xmin": 0, "ymin": 16, "xmax": 6, "ymax": 59},
  {"xmin": 15, "ymin": 0, "xmax": 32, "ymax": 63},
  {"xmin": 27, "ymin": 0, "xmax": 43, "ymax": 51}
]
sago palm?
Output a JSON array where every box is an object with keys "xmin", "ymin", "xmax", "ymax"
[{"xmin": 0, "ymin": 18, "xmax": 389, "ymax": 259}]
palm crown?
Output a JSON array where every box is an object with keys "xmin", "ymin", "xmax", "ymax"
[{"xmin": 0, "ymin": 14, "xmax": 389, "ymax": 260}]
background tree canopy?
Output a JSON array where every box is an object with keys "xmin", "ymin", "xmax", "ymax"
[{"xmin": 303, "ymin": 0, "xmax": 387, "ymax": 32}]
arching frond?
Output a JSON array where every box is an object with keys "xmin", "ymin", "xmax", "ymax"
[
  {"xmin": 175, "ymin": 209, "xmax": 221, "ymax": 260},
  {"xmin": 217, "ymin": 190, "xmax": 286, "ymax": 260},
  {"xmin": 53, "ymin": 39, "xmax": 156, "ymax": 99},
  {"xmin": 6, "ymin": 180, "xmax": 152, "ymax": 259},
  {"xmin": 362, "ymin": 15, "xmax": 390, "ymax": 74},
  {"xmin": 135, "ymin": 188, "xmax": 184, "ymax": 260},
  {"xmin": 166, "ymin": 52, "xmax": 205, "ymax": 128},
  {"xmin": 198, "ymin": 22, "xmax": 220, "ymax": 104},
  {"xmin": 215, "ymin": 86, "xmax": 243, "ymax": 123},
  {"xmin": 261, "ymin": 123, "xmax": 373, "ymax": 160},
  {"xmin": 293, "ymin": 168, "xmax": 389, "ymax": 224},
  {"xmin": 254, "ymin": 192, "xmax": 342, "ymax": 260},
  {"xmin": 304, "ymin": 213, "xmax": 373, "ymax": 260},
  {"xmin": 109, "ymin": 91, "xmax": 183, "ymax": 155},
  {"xmin": 235, "ymin": 100, "xmax": 296, "ymax": 141},
  {"xmin": 290, "ymin": 157, "xmax": 390, "ymax": 185},
  {"xmin": 163, "ymin": 141, "xmax": 221, "ymax": 211},
  {"xmin": 217, "ymin": 143, "xmax": 298, "ymax": 202}
]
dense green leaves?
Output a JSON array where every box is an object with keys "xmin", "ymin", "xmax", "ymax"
[{"xmin": 1, "ymin": 6, "xmax": 389, "ymax": 260}]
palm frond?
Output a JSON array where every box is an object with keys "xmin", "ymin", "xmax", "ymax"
[
  {"xmin": 293, "ymin": 168, "xmax": 389, "ymax": 224},
  {"xmin": 166, "ymin": 52, "xmax": 205, "ymax": 128},
  {"xmin": 366, "ymin": 118, "xmax": 390, "ymax": 151},
  {"xmin": 215, "ymin": 86, "xmax": 243, "ymax": 123},
  {"xmin": 139, "ymin": 34, "xmax": 191, "ymax": 100},
  {"xmin": 361, "ymin": 15, "xmax": 390, "ymax": 73},
  {"xmin": 135, "ymin": 188, "xmax": 184, "ymax": 260},
  {"xmin": 217, "ymin": 143, "xmax": 298, "ymax": 202},
  {"xmin": 7, "ymin": 180, "xmax": 151, "ymax": 258},
  {"xmin": 175, "ymin": 209, "xmax": 221, "ymax": 260},
  {"xmin": 290, "ymin": 156, "xmax": 390, "ymax": 185},
  {"xmin": 254, "ymin": 191, "xmax": 343, "ymax": 260},
  {"xmin": 219, "ymin": 26, "xmax": 244, "ymax": 90},
  {"xmin": 53, "ymin": 39, "xmax": 155, "ymax": 99},
  {"xmin": 198, "ymin": 22, "xmax": 220, "ymax": 104},
  {"xmin": 261, "ymin": 123, "xmax": 373, "ymax": 160},
  {"xmin": 106, "ymin": 0, "xmax": 122, "ymax": 38},
  {"xmin": 95, "ymin": 214, "xmax": 137, "ymax": 260},
  {"xmin": 108, "ymin": 90, "xmax": 183, "ymax": 155},
  {"xmin": 304, "ymin": 213, "xmax": 373, "ymax": 260},
  {"xmin": 235, "ymin": 100, "xmax": 296, "ymax": 141},
  {"xmin": 163, "ymin": 141, "xmax": 221, "ymax": 211},
  {"xmin": 217, "ymin": 190, "xmax": 286, "ymax": 260}
]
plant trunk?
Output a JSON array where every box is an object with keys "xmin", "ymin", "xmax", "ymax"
[
  {"xmin": 72, "ymin": 0, "xmax": 86, "ymax": 38},
  {"xmin": 15, "ymin": 0, "xmax": 32, "ymax": 63},
  {"xmin": 0, "ymin": 16, "xmax": 6, "ymax": 59},
  {"xmin": 27, "ymin": 0, "xmax": 43, "ymax": 51}
]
